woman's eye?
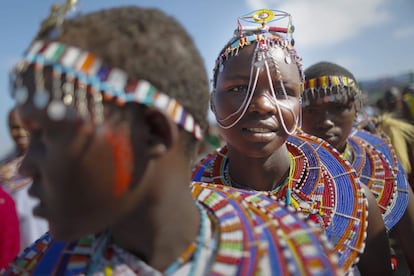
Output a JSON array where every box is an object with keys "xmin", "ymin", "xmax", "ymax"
[
  {"xmin": 228, "ymin": 86, "xmax": 248, "ymax": 93},
  {"xmin": 274, "ymin": 89, "xmax": 286, "ymax": 97}
]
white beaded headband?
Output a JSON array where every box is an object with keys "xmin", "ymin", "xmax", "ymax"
[{"xmin": 10, "ymin": 40, "xmax": 203, "ymax": 140}]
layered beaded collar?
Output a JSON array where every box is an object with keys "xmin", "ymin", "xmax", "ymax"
[
  {"xmin": 348, "ymin": 129, "xmax": 410, "ymax": 230},
  {"xmin": 6, "ymin": 183, "xmax": 341, "ymax": 275},
  {"xmin": 192, "ymin": 132, "xmax": 368, "ymax": 271},
  {"xmin": 10, "ymin": 40, "xmax": 203, "ymax": 140}
]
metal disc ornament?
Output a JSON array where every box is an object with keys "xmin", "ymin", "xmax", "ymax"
[
  {"xmin": 15, "ymin": 87, "xmax": 29, "ymax": 105},
  {"xmin": 47, "ymin": 100, "xmax": 67, "ymax": 120},
  {"xmin": 33, "ymin": 91, "xmax": 50, "ymax": 109}
]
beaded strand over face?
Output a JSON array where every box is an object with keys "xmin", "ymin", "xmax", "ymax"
[{"xmin": 211, "ymin": 9, "xmax": 303, "ymax": 135}]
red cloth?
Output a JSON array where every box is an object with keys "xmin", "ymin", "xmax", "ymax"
[{"xmin": 0, "ymin": 186, "xmax": 20, "ymax": 270}]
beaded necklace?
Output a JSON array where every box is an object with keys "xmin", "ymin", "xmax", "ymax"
[
  {"xmin": 164, "ymin": 201, "xmax": 208, "ymax": 275},
  {"xmin": 192, "ymin": 132, "xmax": 367, "ymax": 271},
  {"xmin": 191, "ymin": 182, "xmax": 340, "ymax": 275},
  {"xmin": 348, "ymin": 129, "xmax": 409, "ymax": 230},
  {"xmin": 8, "ymin": 184, "xmax": 340, "ymax": 275}
]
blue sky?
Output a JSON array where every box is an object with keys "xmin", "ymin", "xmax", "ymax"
[{"xmin": 0, "ymin": 0, "xmax": 413, "ymax": 156}]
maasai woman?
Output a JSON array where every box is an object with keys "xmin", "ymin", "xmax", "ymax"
[
  {"xmin": 2, "ymin": 2, "xmax": 339, "ymax": 275},
  {"xmin": 301, "ymin": 61, "xmax": 414, "ymax": 274},
  {"xmin": 192, "ymin": 9, "xmax": 392, "ymax": 275}
]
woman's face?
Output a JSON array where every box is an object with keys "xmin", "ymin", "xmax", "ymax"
[
  {"xmin": 301, "ymin": 98, "xmax": 357, "ymax": 152},
  {"xmin": 213, "ymin": 44, "xmax": 302, "ymax": 158},
  {"xmin": 15, "ymin": 67, "xmax": 148, "ymax": 241},
  {"xmin": 8, "ymin": 109, "xmax": 29, "ymax": 154}
]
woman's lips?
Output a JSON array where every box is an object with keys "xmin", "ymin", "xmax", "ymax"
[{"xmin": 242, "ymin": 127, "xmax": 277, "ymax": 141}]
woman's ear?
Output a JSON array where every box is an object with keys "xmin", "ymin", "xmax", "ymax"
[
  {"xmin": 144, "ymin": 107, "xmax": 178, "ymax": 157},
  {"xmin": 210, "ymin": 90, "xmax": 216, "ymax": 114}
]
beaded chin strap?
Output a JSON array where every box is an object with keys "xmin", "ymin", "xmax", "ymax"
[
  {"xmin": 212, "ymin": 9, "xmax": 303, "ymax": 135},
  {"xmin": 302, "ymin": 75, "xmax": 362, "ymax": 109},
  {"xmin": 10, "ymin": 40, "xmax": 203, "ymax": 140}
]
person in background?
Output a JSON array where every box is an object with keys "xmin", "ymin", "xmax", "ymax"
[
  {"xmin": 2, "ymin": 2, "xmax": 339, "ymax": 275},
  {"xmin": 0, "ymin": 107, "xmax": 48, "ymax": 251},
  {"xmin": 192, "ymin": 9, "xmax": 391, "ymax": 275},
  {"xmin": 301, "ymin": 61, "xmax": 414, "ymax": 274}
]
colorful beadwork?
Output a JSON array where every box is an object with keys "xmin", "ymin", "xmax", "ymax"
[
  {"xmin": 192, "ymin": 132, "xmax": 367, "ymax": 272},
  {"xmin": 213, "ymin": 9, "xmax": 301, "ymax": 82},
  {"xmin": 10, "ymin": 40, "xmax": 203, "ymax": 140},
  {"xmin": 348, "ymin": 129, "xmax": 409, "ymax": 230},
  {"xmin": 4, "ymin": 183, "xmax": 340, "ymax": 275},
  {"xmin": 302, "ymin": 75, "xmax": 361, "ymax": 107}
]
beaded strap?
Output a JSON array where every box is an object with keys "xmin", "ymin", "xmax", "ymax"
[{"xmin": 11, "ymin": 40, "xmax": 202, "ymax": 140}]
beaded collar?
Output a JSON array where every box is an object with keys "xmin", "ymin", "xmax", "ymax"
[
  {"xmin": 10, "ymin": 40, "xmax": 203, "ymax": 140},
  {"xmin": 5, "ymin": 183, "xmax": 340, "ymax": 275},
  {"xmin": 348, "ymin": 129, "xmax": 409, "ymax": 230},
  {"xmin": 192, "ymin": 132, "xmax": 367, "ymax": 271},
  {"xmin": 191, "ymin": 182, "xmax": 340, "ymax": 275}
]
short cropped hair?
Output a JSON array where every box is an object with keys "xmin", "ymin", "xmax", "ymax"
[{"xmin": 36, "ymin": 6, "xmax": 210, "ymax": 149}]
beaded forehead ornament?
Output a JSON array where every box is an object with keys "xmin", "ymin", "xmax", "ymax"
[
  {"xmin": 212, "ymin": 9, "xmax": 303, "ymax": 134},
  {"xmin": 302, "ymin": 75, "xmax": 362, "ymax": 108},
  {"xmin": 9, "ymin": 0, "xmax": 202, "ymax": 140}
]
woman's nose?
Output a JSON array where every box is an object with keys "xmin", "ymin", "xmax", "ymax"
[
  {"xmin": 248, "ymin": 90, "xmax": 277, "ymax": 115},
  {"xmin": 319, "ymin": 111, "xmax": 335, "ymax": 128}
]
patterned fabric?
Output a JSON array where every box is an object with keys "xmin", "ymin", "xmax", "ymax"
[
  {"xmin": 0, "ymin": 186, "xmax": 20, "ymax": 270},
  {"xmin": 0, "ymin": 155, "xmax": 31, "ymax": 194},
  {"xmin": 0, "ymin": 154, "xmax": 49, "ymax": 250},
  {"xmin": 3, "ymin": 183, "xmax": 339, "ymax": 276},
  {"xmin": 192, "ymin": 132, "xmax": 367, "ymax": 272},
  {"xmin": 348, "ymin": 129, "xmax": 410, "ymax": 230}
]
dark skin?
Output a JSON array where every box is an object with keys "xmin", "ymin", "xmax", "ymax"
[
  {"xmin": 17, "ymin": 58, "xmax": 200, "ymax": 271},
  {"xmin": 302, "ymin": 99, "xmax": 355, "ymax": 152},
  {"xmin": 214, "ymin": 44, "xmax": 392, "ymax": 275},
  {"xmin": 214, "ymin": 45, "xmax": 299, "ymax": 191},
  {"xmin": 302, "ymin": 96, "xmax": 414, "ymax": 273},
  {"xmin": 8, "ymin": 108, "xmax": 29, "ymax": 156}
]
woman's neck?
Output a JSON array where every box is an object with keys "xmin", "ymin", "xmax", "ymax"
[
  {"xmin": 110, "ymin": 159, "xmax": 201, "ymax": 271},
  {"xmin": 227, "ymin": 144, "xmax": 291, "ymax": 191}
]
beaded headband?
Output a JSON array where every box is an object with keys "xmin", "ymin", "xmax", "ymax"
[
  {"xmin": 10, "ymin": 40, "xmax": 203, "ymax": 140},
  {"xmin": 213, "ymin": 9, "xmax": 301, "ymax": 79},
  {"xmin": 302, "ymin": 75, "xmax": 362, "ymax": 107}
]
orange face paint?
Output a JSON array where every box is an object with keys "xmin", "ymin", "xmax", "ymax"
[{"xmin": 104, "ymin": 126, "xmax": 133, "ymax": 197}]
